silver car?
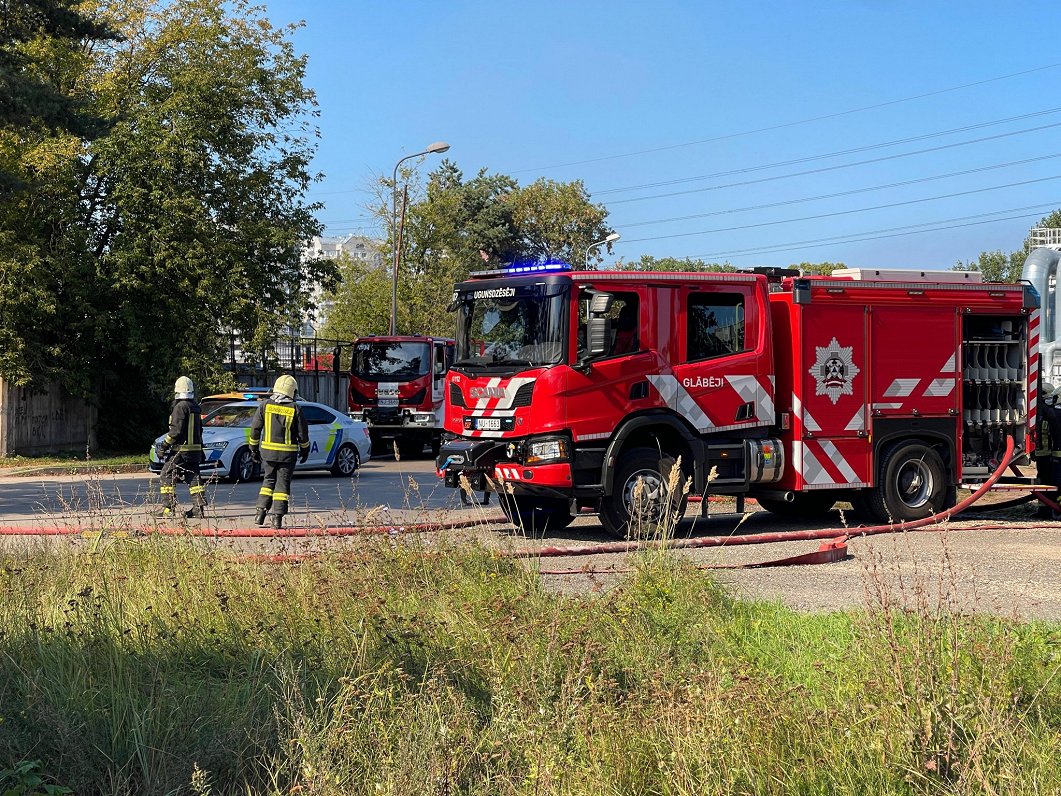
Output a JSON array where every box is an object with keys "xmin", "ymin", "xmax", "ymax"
[{"xmin": 149, "ymin": 400, "xmax": 371, "ymax": 481}]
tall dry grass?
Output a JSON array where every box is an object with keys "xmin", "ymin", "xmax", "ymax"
[{"xmin": 0, "ymin": 536, "xmax": 1057, "ymax": 795}]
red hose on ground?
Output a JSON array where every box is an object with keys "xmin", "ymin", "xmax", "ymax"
[
  {"xmin": 506, "ymin": 436, "xmax": 1019, "ymax": 559},
  {"xmin": 0, "ymin": 516, "xmax": 508, "ymax": 537}
]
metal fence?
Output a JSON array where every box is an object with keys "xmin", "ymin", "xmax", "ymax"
[{"xmin": 225, "ymin": 334, "xmax": 355, "ymax": 412}]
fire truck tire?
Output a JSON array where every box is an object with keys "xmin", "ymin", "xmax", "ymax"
[
  {"xmin": 600, "ymin": 447, "xmax": 688, "ymax": 539},
  {"xmin": 861, "ymin": 441, "xmax": 948, "ymax": 523},
  {"xmin": 499, "ymin": 495, "xmax": 574, "ymax": 533},
  {"xmin": 755, "ymin": 493, "xmax": 836, "ymax": 519}
]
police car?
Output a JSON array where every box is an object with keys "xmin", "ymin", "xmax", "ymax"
[{"xmin": 148, "ymin": 400, "xmax": 372, "ymax": 481}]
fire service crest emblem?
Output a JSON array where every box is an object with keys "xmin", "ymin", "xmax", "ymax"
[{"xmin": 810, "ymin": 337, "xmax": 860, "ymax": 405}]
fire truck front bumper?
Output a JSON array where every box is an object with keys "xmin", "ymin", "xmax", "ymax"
[{"xmin": 436, "ymin": 437, "xmax": 574, "ymax": 494}]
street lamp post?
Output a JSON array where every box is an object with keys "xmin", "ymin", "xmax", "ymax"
[
  {"xmin": 585, "ymin": 232, "xmax": 621, "ymax": 269},
  {"xmin": 390, "ymin": 141, "xmax": 451, "ymax": 335}
]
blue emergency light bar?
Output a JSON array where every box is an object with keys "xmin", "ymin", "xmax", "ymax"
[{"xmin": 470, "ymin": 261, "xmax": 571, "ymax": 278}]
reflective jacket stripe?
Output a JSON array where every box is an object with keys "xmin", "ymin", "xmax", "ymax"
[{"xmin": 262, "ymin": 404, "xmax": 299, "ymax": 452}]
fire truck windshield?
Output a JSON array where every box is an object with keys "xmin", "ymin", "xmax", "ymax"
[
  {"xmin": 453, "ymin": 285, "xmax": 567, "ymax": 370},
  {"xmin": 352, "ymin": 341, "xmax": 430, "ymax": 381}
]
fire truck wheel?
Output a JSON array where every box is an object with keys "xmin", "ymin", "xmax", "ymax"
[
  {"xmin": 499, "ymin": 495, "xmax": 574, "ymax": 533},
  {"xmin": 756, "ymin": 493, "xmax": 835, "ymax": 519},
  {"xmin": 600, "ymin": 447, "xmax": 688, "ymax": 539},
  {"xmin": 863, "ymin": 441, "xmax": 948, "ymax": 523}
]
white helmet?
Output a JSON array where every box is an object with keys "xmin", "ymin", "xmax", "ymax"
[
  {"xmin": 273, "ymin": 374, "xmax": 297, "ymax": 400},
  {"xmin": 174, "ymin": 376, "xmax": 195, "ymax": 400}
]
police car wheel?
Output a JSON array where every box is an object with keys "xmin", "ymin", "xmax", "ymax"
[
  {"xmin": 330, "ymin": 444, "xmax": 360, "ymax": 477},
  {"xmin": 230, "ymin": 447, "xmax": 259, "ymax": 483}
]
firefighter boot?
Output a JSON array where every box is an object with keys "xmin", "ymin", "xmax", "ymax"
[
  {"xmin": 152, "ymin": 506, "xmax": 176, "ymax": 519},
  {"xmin": 185, "ymin": 506, "xmax": 206, "ymax": 520},
  {"xmin": 270, "ymin": 513, "xmax": 283, "ymax": 530},
  {"xmin": 254, "ymin": 508, "xmax": 268, "ymax": 526}
]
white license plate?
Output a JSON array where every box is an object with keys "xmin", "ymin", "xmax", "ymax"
[
  {"xmin": 378, "ymin": 398, "xmax": 398, "ymax": 408},
  {"xmin": 476, "ymin": 417, "xmax": 501, "ymax": 431}
]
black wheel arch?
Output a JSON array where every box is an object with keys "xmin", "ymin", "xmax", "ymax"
[
  {"xmin": 870, "ymin": 417, "xmax": 957, "ymax": 483},
  {"xmin": 601, "ymin": 411, "xmax": 702, "ymax": 496}
]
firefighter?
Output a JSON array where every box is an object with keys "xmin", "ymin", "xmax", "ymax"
[
  {"xmin": 249, "ymin": 374, "xmax": 309, "ymax": 529},
  {"xmin": 154, "ymin": 376, "xmax": 207, "ymax": 519},
  {"xmin": 1034, "ymin": 384, "xmax": 1061, "ymax": 517}
]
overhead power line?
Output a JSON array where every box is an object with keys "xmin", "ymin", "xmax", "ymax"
[
  {"xmin": 593, "ymin": 106, "xmax": 1061, "ymax": 196},
  {"xmin": 620, "ymin": 175, "xmax": 1061, "ymax": 244},
  {"xmin": 681, "ymin": 203, "xmax": 1060, "ymax": 260},
  {"xmin": 513, "ymin": 62, "xmax": 1061, "ymax": 174},
  {"xmin": 618, "ymin": 154, "xmax": 1061, "ymax": 230},
  {"xmin": 604, "ymin": 120, "xmax": 1061, "ymax": 206}
]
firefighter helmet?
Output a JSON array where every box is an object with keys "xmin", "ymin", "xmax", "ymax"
[
  {"xmin": 273, "ymin": 374, "xmax": 297, "ymax": 400},
  {"xmin": 173, "ymin": 376, "xmax": 195, "ymax": 400}
]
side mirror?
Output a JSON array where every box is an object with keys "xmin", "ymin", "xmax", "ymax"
[{"xmin": 588, "ymin": 317, "xmax": 611, "ymax": 357}]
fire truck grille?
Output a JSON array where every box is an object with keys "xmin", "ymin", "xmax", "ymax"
[
  {"xmin": 511, "ymin": 382, "xmax": 534, "ymax": 407},
  {"xmin": 402, "ymin": 388, "xmax": 426, "ymax": 405},
  {"xmin": 449, "ymin": 383, "xmax": 466, "ymax": 407}
]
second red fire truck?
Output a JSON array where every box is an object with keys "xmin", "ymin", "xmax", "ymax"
[
  {"xmin": 436, "ymin": 263, "xmax": 1038, "ymax": 537},
  {"xmin": 348, "ymin": 335, "xmax": 455, "ymax": 457}
]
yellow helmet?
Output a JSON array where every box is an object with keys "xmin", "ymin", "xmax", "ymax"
[
  {"xmin": 174, "ymin": 376, "xmax": 195, "ymax": 400},
  {"xmin": 273, "ymin": 374, "xmax": 297, "ymax": 400}
]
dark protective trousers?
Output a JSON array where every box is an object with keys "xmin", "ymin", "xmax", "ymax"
[
  {"xmin": 159, "ymin": 452, "xmax": 206, "ymax": 510},
  {"xmin": 256, "ymin": 458, "xmax": 295, "ymax": 518}
]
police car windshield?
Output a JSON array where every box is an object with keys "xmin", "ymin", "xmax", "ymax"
[
  {"xmin": 353, "ymin": 341, "xmax": 430, "ymax": 380},
  {"xmin": 454, "ymin": 285, "xmax": 567, "ymax": 369},
  {"xmin": 203, "ymin": 405, "xmax": 258, "ymax": 428}
]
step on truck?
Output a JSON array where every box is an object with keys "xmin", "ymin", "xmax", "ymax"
[
  {"xmin": 348, "ymin": 335, "xmax": 455, "ymax": 458},
  {"xmin": 436, "ymin": 262, "xmax": 1040, "ymax": 537}
]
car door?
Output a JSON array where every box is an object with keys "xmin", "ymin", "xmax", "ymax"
[{"xmin": 300, "ymin": 404, "xmax": 336, "ymax": 467}]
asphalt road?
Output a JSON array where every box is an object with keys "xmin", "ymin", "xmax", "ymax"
[
  {"xmin": 2, "ymin": 455, "xmax": 1060, "ymax": 621},
  {"xmin": 0, "ymin": 454, "xmax": 467, "ymax": 528}
]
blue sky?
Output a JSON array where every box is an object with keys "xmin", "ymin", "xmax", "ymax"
[{"xmin": 266, "ymin": 1, "xmax": 1061, "ymax": 270}]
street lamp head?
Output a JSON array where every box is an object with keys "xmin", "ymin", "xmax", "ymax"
[
  {"xmin": 605, "ymin": 232, "xmax": 621, "ymax": 243},
  {"xmin": 426, "ymin": 141, "xmax": 451, "ymax": 155}
]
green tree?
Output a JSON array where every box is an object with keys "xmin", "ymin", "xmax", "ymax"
[
  {"xmin": 792, "ymin": 261, "xmax": 846, "ymax": 276},
  {"xmin": 954, "ymin": 210, "xmax": 1061, "ymax": 283},
  {"xmin": 319, "ymin": 252, "xmax": 390, "ymax": 340},
  {"xmin": 506, "ymin": 177, "xmax": 610, "ymax": 268},
  {"xmin": 617, "ymin": 255, "xmax": 737, "ymax": 272},
  {"xmin": 327, "ymin": 163, "xmax": 612, "ymax": 339},
  {"xmin": 0, "ymin": 0, "xmax": 333, "ymax": 448},
  {"xmin": 0, "ymin": 0, "xmax": 114, "ymax": 195}
]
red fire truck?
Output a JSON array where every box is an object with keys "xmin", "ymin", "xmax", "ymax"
[
  {"xmin": 348, "ymin": 335, "xmax": 455, "ymax": 457},
  {"xmin": 436, "ymin": 263, "xmax": 1039, "ymax": 537}
]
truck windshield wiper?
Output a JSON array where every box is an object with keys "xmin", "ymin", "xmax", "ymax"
[{"xmin": 452, "ymin": 356, "xmax": 492, "ymax": 366}]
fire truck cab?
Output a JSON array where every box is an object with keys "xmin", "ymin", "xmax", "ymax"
[
  {"xmin": 348, "ymin": 335, "xmax": 455, "ymax": 457},
  {"xmin": 437, "ymin": 263, "xmax": 1038, "ymax": 537}
]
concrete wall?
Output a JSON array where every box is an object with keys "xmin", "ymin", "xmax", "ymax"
[{"xmin": 0, "ymin": 379, "xmax": 96, "ymax": 457}]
